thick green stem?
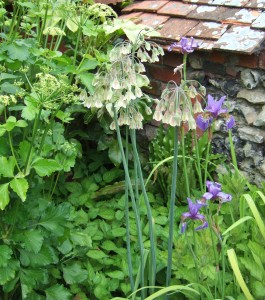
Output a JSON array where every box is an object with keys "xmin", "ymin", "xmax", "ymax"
[
  {"xmin": 228, "ymin": 129, "xmax": 238, "ymax": 171},
  {"xmin": 193, "ymin": 130, "xmax": 203, "ymax": 192},
  {"xmin": 4, "ymin": 108, "xmax": 22, "ymax": 174},
  {"xmin": 130, "ymin": 129, "xmax": 156, "ymax": 293},
  {"xmin": 24, "ymin": 108, "xmax": 42, "ymax": 175},
  {"xmin": 113, "ymin": 106, "xmax": 145, "ymax": 299},
  {"xmin": 166, "ymin": 126, "xmax": 179, "ymax": 288},
  {"xmin": 203, "ymin": 129, "xmax": 212, "ymax": 192},
  {"xmin": 181, "ymin": 127, "xmax": 190, "ymax": 197},
  {"xmin": 125, "ymin": 127, "xmax": 135, "ymax": 291}
]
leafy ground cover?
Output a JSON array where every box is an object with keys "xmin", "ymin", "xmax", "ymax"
[{"xmin": 0, "ymin": 1, "xmax": 264, "ymax": 300}]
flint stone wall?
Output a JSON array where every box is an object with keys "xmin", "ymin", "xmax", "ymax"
[{"xmin": 143, "ymin": 46, "xmax": 265, "ymax": 186}]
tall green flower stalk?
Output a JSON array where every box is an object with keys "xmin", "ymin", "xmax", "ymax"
[
  {"xmin": 84, "ymin": 28, "xmax": 164, "ymax": 298},
  {"xmin": 154, "ymin": 37, "xmax": 202, "ymax": 290}
]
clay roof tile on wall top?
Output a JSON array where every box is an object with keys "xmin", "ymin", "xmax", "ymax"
[{"xmin": 120, "ymin": 0, "xmax": 265, "ymax": 54}]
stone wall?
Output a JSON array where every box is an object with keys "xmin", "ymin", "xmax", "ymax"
[{"xmin": 143, "ymin": 47, "xmax": 265, "ymax": 186}]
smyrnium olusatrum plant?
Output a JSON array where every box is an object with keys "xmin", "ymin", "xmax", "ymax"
[{"xmin": 84, "ymin": 26, "xmax": 164, "ymax": 299}]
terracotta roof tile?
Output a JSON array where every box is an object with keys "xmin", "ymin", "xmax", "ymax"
[
  {"xmin": 187, "ymin": 5, "xmax": 237, "ymax": 22},
  {"xmin": 245, "ymin": 0, "xmax": 265, "ymax": 9},
  {"xmin": 213, "ymin": 26, "xmax": 265, "ymax": 53},
  {"xmin": 187, "ymin": 21, "xmax": 229, "ymax": 39},
  {"xmin": 119, "ymin": 12, "xmax": 143, "ymax": 23},
  {"xmin": 122, "ymin": 1, "xmax": 168, "ymax": 12},
  {"xmin": 157, "ymin": 1, "xmax": 197, "ymax": 17},
  {"xmin": 138, "ymin": 13, "xmax": 170, "ymax": 27},
  {"xmin": 224, "ymin": 9, "xmax": 261, "ymax": 25},
  {"xmin": 157, "ymin": 18, "xmax": 199, "ymax": 40},
  {"xmin": 211, "ymin": 0, "xmax": 249, "ymax": 7},
  {"xmin": 252, "ymin": 12, "xmax": 265, "ymax": 29},
  {"xmin": 120, "ymin": 0, "xmax": 265, "ymax": 53}
]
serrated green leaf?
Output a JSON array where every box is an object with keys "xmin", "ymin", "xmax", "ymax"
[
  {"xmin": 10, "ymin": 178, "xmax": 29, "ymax": 202},
  {"xmin": 0, "ymin": 260, "xmax": 19, "ymax": 285},
  {"xmin": 0, "ymin": 245, "xmax": 12, "ymax": 267},
  {"xmin": 0, "ymin": 125, "xmax": 6, "ymax": 136},
  {"xmin": 45, "ymin": 284, "xmax": 71, "ymax": 300},
  {"xmin": 86, "ymin": 249, "xmax": 108, "ymax": 260},
  {"xmin": 20, "ymin": 246, "xmax": 58, "ymax": 267},
  {"xmin": 106, "ymin": 270, "xmax": 124, "ymax": 280},
  {"xmin": 0, "ymin": 156, "xmax": 16, "ymax": 177},
  {"xmin": 101, "ymin": 240, "xmax": 117, "ymax": 252},
  {"xmin": 21, "ymin": 99, "xmax": 38, "ymax": 121},
  {"xmin": 38, "ymin": 203, "xmax": 70, "ymax": 236},
  {"xmin": 58, "ymin": 239, "xmax": 72, "ymax": 255},
  {"xmin": 63, "ymin": 263, "xmax": 88, "ymax": 284},
  {"xmin": 23, "ymin": 230, "xmax": 44, "ymax": 254},
  {"xmin": 0, "ymin": 183, "xmax": 10, "ymax": 210},
  {"xmin": 32, "ymin": 158, "xmax": 61, "ymax": 176}
]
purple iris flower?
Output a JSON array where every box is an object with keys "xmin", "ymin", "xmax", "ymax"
[
  {"xmin": 203, "ymin": 181, "xmax": 232, "ymax": 203},
  {"xmin": 205, "ymin": 95, "xmax": 228, "ymax": 118},
  {"xmin": 226, "ymin": 115, "xmax": 235, "ymax": 130},
  {"xmin": 181, "ymin": 198, "xmax": 208, "ymax": 233},
  {"xmin": 196, "ymin": 114, "xmax": 212, "ymax": 131},
  {"xmin": 168, "ymin": 37, "xmax": 199, "ymax": 54}
]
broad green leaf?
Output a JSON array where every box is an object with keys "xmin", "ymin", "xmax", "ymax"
[
  {"xmin": 101, "ymin": 240, "xmax": 117, "ymax": 252},
  {"xmin": 0, "ymin": 245, "xmax": 12, "ymax": 267},
  {"xmin": 0, "ymin": 137, "xmax": 9, "ymax": 155},
  {"xmin": 32, "ymin": 158, "xmax": 61, "ymax": 177},
  {"xmin": 62, "ymin": 263, "xmax": 88, "ymax": 284},
  {"xmin": 0, "ymin": 183, "xmax": 10, "ymax": 210},
  {"xmin": 70, "ymin": 231, "xmax": 92, "ymax": 247},
  {"xmin": 18, "ymin": 141, "xmax": 32, "ymax": 165},
  {"xmin": 45, "ymin": 284, "xmax": 71, "ymax": 300},
  {"xmin": 1, "ymin": 82, "xmax": 21, "ymax": 94},
  {"xmin": 108, "ymin": 142, "xmax": 122, "ymax": 166},
  {"xmin": 98, "ymin": 208, "xmax": 115, "ymax": 220},
  {"xmin": 78, "ymin": 59, "xmax": 98, "ymax": 73},
  {"xmin": 5, "ymin": 116, "xmax": 17, "ymax": 131},
  {"xmin": 86, "ymin": 249, "xmax": 108, "ymax": 260},
  {"xmin": 21, "ymin": 99, "xmax": 38, "ymax": 121},
  {"xmin": 106, "ymin": 270, "xmax": 124, "ymax": 280},
  {"xmin": 16, "ymin": 119, "xmax": 28, "ymax": 128},
  {"xmin": 10, "ymin": 178, "xmax": 29, "ymax": 202},
  {"xmin": 22, "ymin": 230, "xmax": 44, "ymax": 254},
  {"xmin": 111, "ymin": 227, "xmax": 126, "ymax": 237},
  {"xmin": 0, "ymin": 73, "xmax": 18, "ymax": 81},
  {"xmin": 66, "ymin": 17, "xmax": 79, "ymax": 32},
  {"xmin": 0, "ymin": 156, "xmax": 16, "ymax": 177},
  {"xmin": 57, "ymin": 239, "xmax": 72, "ymax": 255},
  {"xmin": 78, "ymin": 73, "xmax": 94, "ymax": 94},
  {"xmin": 6, "ymin": 42, "xmax": 30, "ymax": 61},
  {"xmin": 0, "ymin": 125, "xmax": 6, "ymax": 136},
  {"xmin": 0, "ymin": 260, "xmax": 20, "ymax": 285}
]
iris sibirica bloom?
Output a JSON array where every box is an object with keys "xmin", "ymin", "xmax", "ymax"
[
  {"xmin": 203, "ymin": 181, "xmax": 232, "ymax": 203},
  {"xmin": 168, "ymin": 37, "xmax": 199, "ymax": 54},
  {"xmin": 196, "ymin": 94, "xmax": 235, "ymax": 131},
  {"xmin": 181, "ymin": 198, "xmax": 208, "ymax": 233}
]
